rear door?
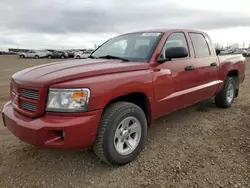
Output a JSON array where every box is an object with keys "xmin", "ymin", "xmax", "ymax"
[
  {"xmin": 153, "ymin": 32, "xmax": 200, "ymax": 117},
  {"xmin": 188, "ymin": 33, "xmax": 220, "ymax": 99}
]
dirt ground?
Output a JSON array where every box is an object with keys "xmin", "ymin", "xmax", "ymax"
[{"xmin": 0, "ymin": 55, "xmax": 249, "ymax": 188}]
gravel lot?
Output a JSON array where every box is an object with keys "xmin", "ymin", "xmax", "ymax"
[{"xmin": 0, "ymin": 55, "xmax": 249, "ymax": 188}]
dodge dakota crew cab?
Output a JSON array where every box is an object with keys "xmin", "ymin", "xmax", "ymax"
[{"xmin": 2, "ymin": 29, "xmax": 246, "ymax": 166}]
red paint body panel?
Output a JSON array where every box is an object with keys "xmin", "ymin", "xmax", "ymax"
[
  {"xmin": 12, "ymin": 59, "xmax": 149, "ymax": 87},
  {"xmin": 51, "ymin": 69, "xmax": 154, "ymax": 112},
  {"xmin": 3, "ymin": 102, "xmax": 102, "ymax": 150},
  {"xmin": 2, "ymin": 29, "xmax": 246, "ymax": 150}
]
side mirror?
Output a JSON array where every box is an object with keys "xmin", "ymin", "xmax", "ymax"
[
  {"xmin": 158, "ymin": 47, "xmax": 188, "ymax": 63},
  {"xmin": 215, "ymin": 49, "xmax": 221, "ymax": 55}
]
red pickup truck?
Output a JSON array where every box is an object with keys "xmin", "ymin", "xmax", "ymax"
[{"xmin": 2, "ymin": 29, "xmax": 246, "ymax": 166}]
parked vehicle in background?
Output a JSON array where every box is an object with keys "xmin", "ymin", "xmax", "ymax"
[
  {"xmin": 0, "ymin": 51, "xmax": 17, "ymax": 55},
  {"xmin": 74, "ymin": 50, "xmax": 92, "ymax": 59},
  {"xmin": 66, "ymin": 50, "xmax": 75, "ymax": 58},
  {"xmin": 85, "ymin": 49, "xmax": 94, "ymax": 53},
  {"xmin": 233, "ymin": 49, "xmax": 246, "ymax": 55},
  {"xmin": 19, "ymin": 50, "xmax": 47, "ymax": 59},
  {"xmin": 42, "ymin": 50, "xmax": 53, "ymax": 58},
  {"xmin": 220, "ymin": 49, "xmax": 235, "ymax": 55},
  {"xmin": 8, "ymin": 51, "xmax": 17, "ymax": 55},
  {"xmin": 243, "ymin": 50, "xmax": 250, "ymax": 57},
  {"xmin": 47, "ymin": 50, "xmax": 69, "ymax": 59},
  {"xmin": 2, "ymin": 29, "xmax": 246, "ymax": 166}
]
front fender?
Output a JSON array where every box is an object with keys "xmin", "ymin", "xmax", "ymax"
[{"xmin": 50, "ymin": 70, "xmax": 155, "ymax": 116}]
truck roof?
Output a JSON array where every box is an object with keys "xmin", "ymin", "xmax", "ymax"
[{"xmin": 125, "ymin": 29, "xmax": 208, "ymax": 35}]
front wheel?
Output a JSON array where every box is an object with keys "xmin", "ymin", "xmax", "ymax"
[
  {"xmin": 94, "ymin": 102, "xmax": 147, "ymax": 166},
  {"xmin": 215, "ymin": 77, "xmax": 236, "ymax": 108},
  {"xmin": 35, "ymin": 55, "xmax": 39, "ymax": 59}
]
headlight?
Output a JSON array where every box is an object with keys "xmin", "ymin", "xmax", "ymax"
[{"xmin": 46, "ymin": 88, "xmax": 90, "ymax": 112}]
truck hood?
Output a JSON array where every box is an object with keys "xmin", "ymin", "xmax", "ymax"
[{"xmin": 12, "ymin": 59, "xmax": 149, "ymax": 87}]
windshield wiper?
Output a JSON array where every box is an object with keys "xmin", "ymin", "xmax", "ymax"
[
  {"xmin": 98, "ymin": 55, "xmax": 130, "ymax": 62},
  {"xmin": 88, "ymin": 55, "xmax": 98, "ymax": 59}
]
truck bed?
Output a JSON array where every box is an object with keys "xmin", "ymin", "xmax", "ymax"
[{"xmin": 218, "ymin": 54, "xmax": 244, "ymax": 63}]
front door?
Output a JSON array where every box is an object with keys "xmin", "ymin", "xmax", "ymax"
[{"xmin": 153, "ymin": 32, "xmax": 199, "ymax": 118}]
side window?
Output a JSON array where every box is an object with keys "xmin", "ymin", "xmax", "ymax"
[
  {"xmin": 161, "ymin": 33, "xmax": 189, "ymax": 58},
  {"xmin": 189, "ymin": 33, "xmax": 210, "ymax": 57}
]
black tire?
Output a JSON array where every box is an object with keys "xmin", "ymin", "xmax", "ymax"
[
  {"xmin": 20, "ymin": 55, "xmax": 25, "ymax": 58},
  {"xmin": 48, "ymin": 55, "xmax": 52, "ymax": 59},
  {"xmin": 35, "ymin": 55, "xmax": 39, "ymax": 59},
  {"xmin": 76, "ymin": 55, "xmax": 80, "ymax": 59},
  {"xmin": 215, "ymin": 77, "xmax": 236, "ymax": 108},
  {"xmin": 94, "ymin": 102, "xmax": 147, "ymax": 166},
  {"xmin": 61, "ymin": 55, "xmax": 65, "ymax": 59}
]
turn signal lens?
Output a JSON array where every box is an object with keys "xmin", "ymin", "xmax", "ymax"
[{"xmin": 72, "ymin": 91, "xmax": 87, "ymax": 99}]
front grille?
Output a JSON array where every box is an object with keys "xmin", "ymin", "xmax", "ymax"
[
  {"xmin": 21, "ymin": 89, "xmax": 39, "ymax": 100},
  {"xmin": 12, "ymin": 84, "xmax": 40, "ymax": 115},
  {"xmin": 13, "ymin": 92, "xmax": 18, "ymax": 104},
  {"xmin": 13, "ymin": 85, "xmax": 18, "ymax": 94},
  {"xmin": 22, "ymin": 101, "xmax": 37, "ymax": 112}
]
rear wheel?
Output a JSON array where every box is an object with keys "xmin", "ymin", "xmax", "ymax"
[
  {"xmin": 76, "ymin": 55, "xmax": 80, "ymax": 59},
  {"xmin": 48, "ymin": 55, "xmax": 52, "ymax": 59},
  {"xmin": 61, "ymin": 55, "xmax": 65, "ymax": 59},
  {"xmin": 20, "ymin": 55, "xmax": 25, "ymax": 58},
  {"xmin": 94, "ymin": 102, "xmax": 147, "ymax": 166},
  {"xmin": 215, "ymin": 77, "xmax": 236, "ymax": 108},
  {"xmin": 35, "ymin": 55, "xmax": 39, "ymax": 59}
]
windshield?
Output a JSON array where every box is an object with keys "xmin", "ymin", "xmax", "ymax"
[{"xmin": 91, "ymin": 32, "xmax": 163, "ymax": 62}]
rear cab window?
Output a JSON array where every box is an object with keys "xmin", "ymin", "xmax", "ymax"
[{"xmin": 189, "ymin": 33, "xmax": 211, "ymax": 57}]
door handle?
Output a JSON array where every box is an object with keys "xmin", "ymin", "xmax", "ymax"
[
  {"xmin": 210, "ymin": 62, "xmax": 217, "ymax": 67},
  {"xmin": 185, "ymin": 65, "xmax": 195, "ymax": 71}
]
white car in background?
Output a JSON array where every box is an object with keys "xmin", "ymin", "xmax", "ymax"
[
  {"xmin": 74, "ymin": 51, "xmax": 92, "ymax": 59},
  {"xmin": 243, "ymin": 50, "xmax": 250, "ymax": 57},
  {"xmin": 19, "ymin": 50, "xmax": 47, "ymax": 59}
]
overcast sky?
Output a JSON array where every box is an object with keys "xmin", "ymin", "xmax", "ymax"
[{"xmin": 0, "ymin": 0, "xmax": 250, "ymax": 50}]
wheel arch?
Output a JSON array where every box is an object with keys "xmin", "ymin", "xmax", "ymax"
[{"xmin": 103, "ymin": 92, "xmax": 153, "ymax": 126}]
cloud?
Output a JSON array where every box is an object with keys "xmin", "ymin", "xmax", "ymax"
[
  {"xmin": 0, "ymin": 38, "xmax": 16, "ymax": 45},
  {"xmin": 0, "ymin": 0, "xmax": 250, "ymax": 48},
  {"xmin": 2, "ymin": 0, "xmax": 250, "ymax": 34}
]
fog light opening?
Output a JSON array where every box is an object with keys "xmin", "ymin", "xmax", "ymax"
[
  {"xmin": 62, "ymin": 130, "xmax": 65, "ymax": 139},
  {"xmin": 54, "ymin": 130, "xmax": 65, "ymax": 140}
]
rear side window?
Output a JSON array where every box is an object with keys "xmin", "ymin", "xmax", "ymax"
[{"xmin": 189, "ymin": 33, "xmax": 210, "ymax": 57}]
